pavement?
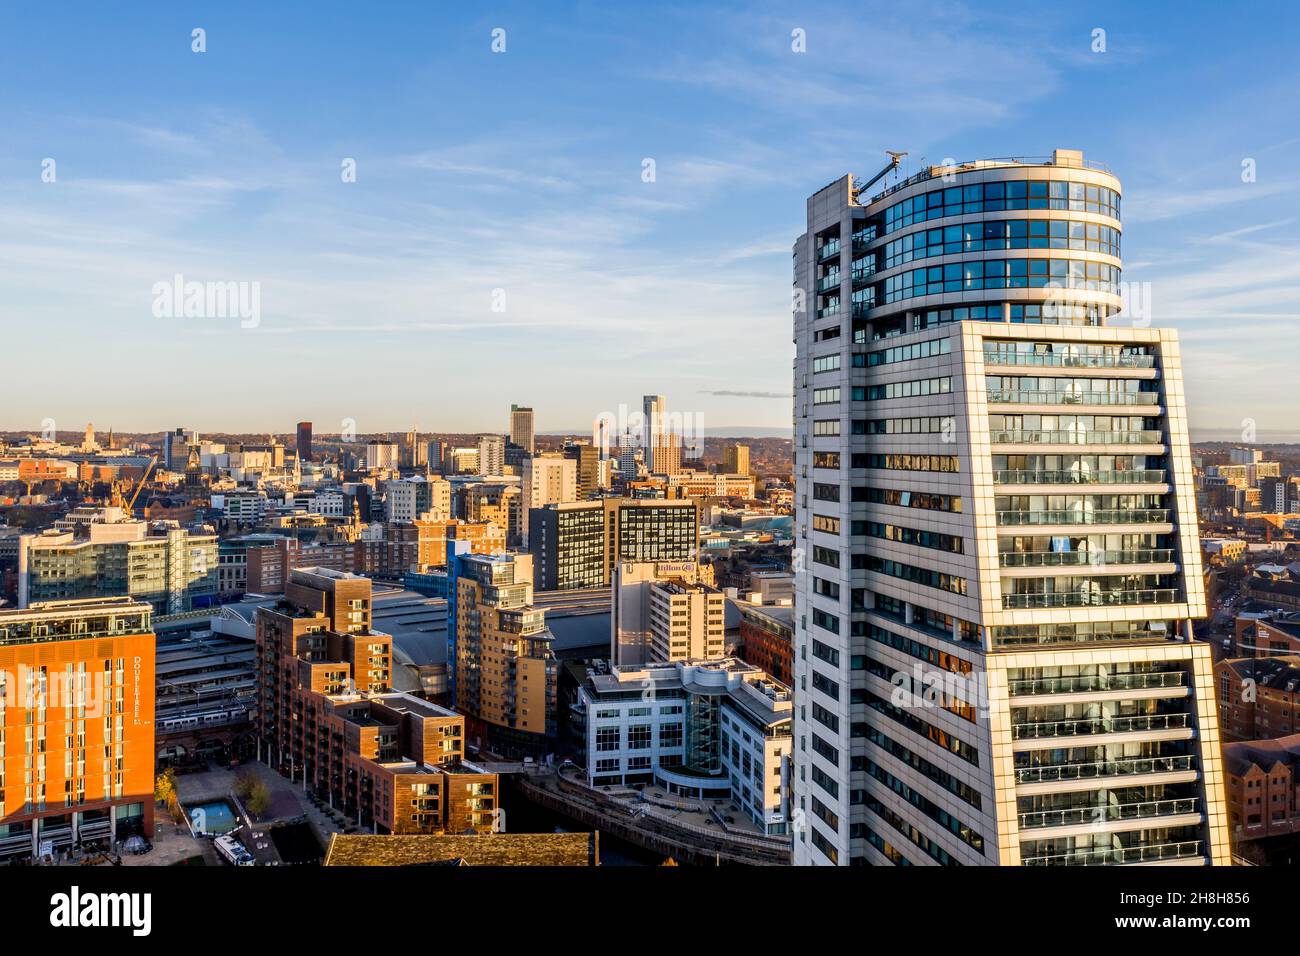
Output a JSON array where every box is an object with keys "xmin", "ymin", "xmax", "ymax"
[{"xmin": 172, "ymin": 760, "xmax": 332, "ymax": 865}]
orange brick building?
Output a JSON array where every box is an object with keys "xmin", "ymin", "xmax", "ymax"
[
  {"xmin": 256, "ymin": 567, "xmax": 497, "ymax": 834},
  {"xmin": 0, "ymin": 597, "xmax": 155, "ymax": 861},
  {"xmin": 1234, "ymin": 613, "xmax": 1300, "ymax": 657},
  {"xmin": 1223, "ymin": 735, "xmax": 1300, "ymax": 842},
  {"xmin": 1215, "ymin": 656, "xmax": 1300, "ymax": 741}
]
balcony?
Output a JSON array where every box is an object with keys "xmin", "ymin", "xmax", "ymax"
[
  {"xmin": 987, "ymin": 389, "xmax": 1159, "ymax": 407},
  {"xmin": 1021, "ymin": 839, "xmax": 1203, "ymax": 866},
  {"xmin": 817, "ymin": 240, "xmax": 841, "ymax": 262},
  {"xmin": 817, "ymin": 274, "xmax": 842, "ymax": 293},
  {"xmin": 852, "ymin": 301, "xmax": 872, "ymax": 319},
  {"xmin": 984, "ymin": 350, "xmax": 1156, "ymax": 370},
  {"xmin": 999, "ymin": 548, "xmax": 1174, "ymax": 568},
  {"xmin": 991, "ymin": 430, "xmax": 1164, "ymax": 445},
  {"xmin": 1015, "ymin": 754, "xmax": 1196, "ymax": 785},
  {"xmin": 1002, "ymin": 588, "xmax": 1180, "ymax": 609},
  {"xmin": 992, "ymin": 469, "xmax": 1166, "ymax": 486},
  {"xmin": 815, "ymin": 304, "xmax": 841, "ymax": 320},
  {"xmin": 1008, "ymin": 671, "xmax": 1185, "ymax": 696},
  {"xmin": 1019, "ymin": 796, "xmax": 1199, "ymax": 831},
  {"xmin": 996, "ymin": 508, "xmax": 1170, "ymax": 526},
  {"xmin": 1012, "ymin": 712, "xmax": 1190, "ymax": 740}
]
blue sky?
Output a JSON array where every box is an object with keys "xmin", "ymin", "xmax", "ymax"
[{"xmin": 1, "ymin": 0, "xmax": 1298, "ymax": 439}]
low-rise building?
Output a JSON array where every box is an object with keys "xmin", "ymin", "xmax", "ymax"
[
  {"xmin": 1216, "ymin": 655, "xmax": 1300, "ymax": 741},
  {"xmin": 577, "ymin": 657, "xmax": 792, "ymax": 834},
  {"xmin": 1223, "ymin": 735, "xmax": 1300, "ymax": 842}
]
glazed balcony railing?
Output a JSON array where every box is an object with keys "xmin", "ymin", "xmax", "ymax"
[
  {"xmin": 999, "ymin": 548, "xmax": 1175, "ymax": 568},
  {"xmin": 1019, "ymin": 796, "xmax": 1199, "ymax": 830},
  {"xmin": 983, "ymin": 350, "xmax": 1156, "ymax": 370},
  {"xmin": 815, "ymin": 303, "xmax": 840, "ymax": 320},
  {"xmin": 992, "ymin": 469, "xmax": 1166, "ymax": 485},
  {"xmin": 1002, "ymin": 588, "xmax": 1179, "ymax": 609},
  {"xmin": 1021, "ymin": 840, "xmax": 1202, "ymax": 866},
  {"xmin": 996, "ymin": 508, "xmax": 1170, "ymax": 526},
  {"xmin": 987, "ymin": 389, "xmax": 1159, "ymax": 406},
  {"xmin": 1012, "ymin": 712, "xmax": 1191, "ymax": 740},
  {"xmin": 1008, "ymin": 671, "xmax": 1185, "ymax": 696},
  {"xmin": 993, "ymin": 628, "xmax": 1177, "ymax": 649},
  {"xmin": 817, "ymin": 274, "xmax": 842, "ymax": 293},
  {"xmin": 991, "ymin": 429, "xmax": 1164, "ymax": 445},
  {"xmin": 1014, "ymin": 754, "xmax": 1196, "ymax": 785},
  {"xmin": 817, "ymin": 239, "xmax": 841, "ymax": 261}
]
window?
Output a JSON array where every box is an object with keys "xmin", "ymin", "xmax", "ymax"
[{"xmin": 595, "ymin": 727, "xmax": 620, "ymax": 752}]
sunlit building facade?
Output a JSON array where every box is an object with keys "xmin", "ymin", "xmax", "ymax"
[{"xmin": 792, "ymin": 151, "xmax": 1229, "ymax": 866}]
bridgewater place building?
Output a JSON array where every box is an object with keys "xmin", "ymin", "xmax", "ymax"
[{"xmin": 792, "ymin": 150, "xmax": 1230, "ymax": 866}]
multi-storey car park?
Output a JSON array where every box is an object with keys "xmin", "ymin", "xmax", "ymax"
[{"xmin": 792, "ymin": 149, "xmax": 1230, "ymax": 866}]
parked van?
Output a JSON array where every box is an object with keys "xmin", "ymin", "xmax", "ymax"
[{"xmin": 215, "ymin": 834, "xmax": 254, "ymax": 866}]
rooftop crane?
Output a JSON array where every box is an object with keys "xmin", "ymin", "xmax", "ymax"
[{"xmin": 852, "ymin": 150, "xmax": 908, "ymax": 201}]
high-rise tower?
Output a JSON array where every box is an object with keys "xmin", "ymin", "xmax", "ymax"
[
  {"xmin": 510, "ymin": 404, "xmax": 536, "ymax": 454},
  {"xmin": 792, "ymin": 150, "xmax": 1228, "ymax": 866}
]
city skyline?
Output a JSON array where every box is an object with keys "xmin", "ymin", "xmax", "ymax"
[{"xmin": 3, "ymin": 2, "xmax": 1299, "ymax": 436}]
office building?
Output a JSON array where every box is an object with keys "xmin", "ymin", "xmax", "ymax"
[
  {"xmin": 510, "ymin": 404, "xmax": 535, "ymax": 454},
  {"xmin": 163, "ymin": 426, "xmax": 193, "ymax": 471},
  {"xmin": 792, "ymin": 151, "xmax": 1229, "ymax": 866},
  {"xmin": 577, "ymin": 658, "xmax": 792, "ymax": 834},
  {"xmin": 442, "ymin": 446, "xmax": 480, "ymax": 475},
  {"xmin": 366, "ymin": 442, "xmax": 400, "ymax": 471},
  {"xmin": 255, "ymin": 568, "xmax": 496, "ymax": 834},
  {"xmin": 413, "ymin": 517, "xmax": 506, "ymax": 570},
  {"xmin": 0, "ymin": 598, "xmax": 155, "ymax": 860},
  {"xmin": 478, "ymin": 435, "xmax": 506, "ymax": 476},
  {"xmin": 522, "ymin": 454, "xmax": 577, "ymax": 510},
  {"xmin": 385, "ymin": 475, "xmax": 451, "ymax": 523},
  {"xmin": 665, "ymin": 472, "xmax": 756, "ymax": 500},
  {"xmin": 296, "ymin": 422, "xmax": 313, "ymax": 463},
  {"xmin": 463, "ymin": 482, "xmax": 522, "ymax": 546},
  {"xmin": 611, "ymin": 560, "xmax": 725, "ymax": 666},
  {"xmin": 565, "ymin": 441, "xmax": 601, "ymax": 499},
  {"xmin": 20, "ymin": 520, "xmax": 219, "ymax": 615},
  {"xmin": 529, "ymin": 497, "xmax": 700, "ymax": 591},
  {"xmin": 725, "ymin": 443, "xmax": 751, "ymax": 476},
  {"xmin": 449, "ymin": 552, "xmax": 556, "ymax": 757}
]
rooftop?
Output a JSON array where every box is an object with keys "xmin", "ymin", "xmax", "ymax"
[
  {"xmin": 322, "ymin": 832, "xmax": 599, "ymax": 866},
  {"xmin": 1224, "ymin": 734, "xmax": 1300, "ymax": 777}
]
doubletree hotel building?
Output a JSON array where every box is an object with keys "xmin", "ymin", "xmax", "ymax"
[
  {"xmin": 0, "ymin": 597, "xmax": 156, "ymax": 860},
  {"xmin": 792, "ymin": 150, "xmax": 1229, "ymax": 866}
]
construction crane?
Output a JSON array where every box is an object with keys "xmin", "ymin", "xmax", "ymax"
[
  {"xmin": 852, "ymin": 150, "xmax": 908, "ymax": 201},
  {"xmin": 113, "ymin": 456, "xmax": 157, "ymax": 517}
]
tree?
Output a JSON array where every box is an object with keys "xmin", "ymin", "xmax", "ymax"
[
  {"xmin": 155, "ymin": 768, "xmax": 184, "ymax": 823},
  {"xmin": 244, "ymin": 778, "xmax": 272, "ymax": 819}
]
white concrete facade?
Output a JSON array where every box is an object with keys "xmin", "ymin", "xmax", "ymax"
[{"xmin": 791, "ymin": 152, "xmax": 1229, "ymax": 867}]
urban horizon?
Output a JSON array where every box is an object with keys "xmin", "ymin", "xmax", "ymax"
[{"xmin": 1, "ymin": 0, "xmax": 1293, "ymax": 935}]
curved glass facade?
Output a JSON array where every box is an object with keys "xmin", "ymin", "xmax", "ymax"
[
  {"xmin": 882, "ymin": 178, "xmax": 1121, "ymax": 233},
  {"xmin": 883, "ymin": 219, "xmax": 1121, "ymax": 268}
]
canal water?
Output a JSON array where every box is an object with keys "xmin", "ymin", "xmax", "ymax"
[{"xmin": 502, "ymin": 788, "xmax": 666, "ymax": 866}]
